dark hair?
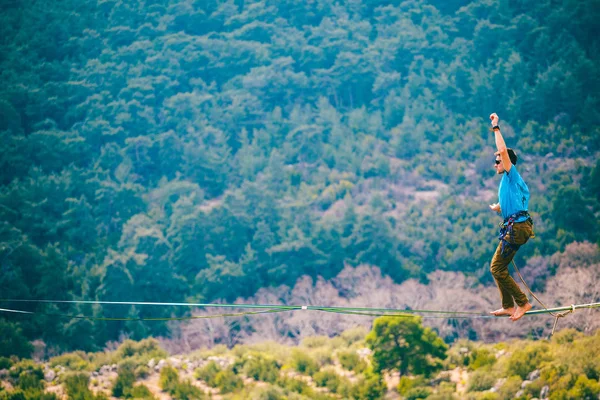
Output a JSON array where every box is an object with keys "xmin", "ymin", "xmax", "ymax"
[{"xmin": 507, "ymin": 148, "xmax": 518, "ymax": 165}]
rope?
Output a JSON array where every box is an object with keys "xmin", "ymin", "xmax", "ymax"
[
  {"xmin": 1, "ymin": 299, "xmax": 598, "ymax": 323},
  {"xmin": 0, "ymin": 306, "xmax": 295, "ymax": 321},
  {"xmin": 511, "ymin": 260, "xmax": 575, "ymax": 335},
  {"xmin": 0, "ymin": 299, "xmax": 487, "ymax": 316}
]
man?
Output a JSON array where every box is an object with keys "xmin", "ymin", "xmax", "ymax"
[{"xmin": 488, "ymin": 113, "xmax": 534, "ymax": 322}]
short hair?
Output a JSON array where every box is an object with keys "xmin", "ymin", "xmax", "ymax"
[{"xmin": 507, "ymin": 148, "xmax": 518, "ymax": 165}]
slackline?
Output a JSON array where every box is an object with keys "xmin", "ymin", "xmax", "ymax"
[{"xmin": 0, "ymin": 299, "xmax": 598, "ymax": 322}]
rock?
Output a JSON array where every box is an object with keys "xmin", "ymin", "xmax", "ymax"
[
  {"xmin": 207, "ymin": 356, "xmax": 232, "ymax": 369},
  {"xmin": 100, "ymin": 365, "xmax": 111, "ymax": 374},
  {"xmin": 44, "ymin": 369, "xmax": 56, "ymax": 382},
  {"xmin": 168, "ymin": 357, "xmax": 182, "ymax": 369},
  {"xmin": 521, "ymin": 380, "xmax": 532, "ymax": 389},
  {"xmin": 459, "ymin": 347, "xmax": 469, "ymax": 354},
  {"xmin": 516, "ymin": 390, "xmax": 524, "ymax": 397},
  {"xmin": 493, "ymin": 378, "xmax": 506, "ymax": 392},
  {"xmin": 148, "ymin": 359, "xmax": 156, "ymax": 369},
  {"xmin": 357, "ymin": 348, "xmax": 372, "ymax": 358},
  {"xmin": 110, "ymin": 364, "xmax": 117, "ymax": 371},
  {"xmin": 91, "ymin": 371, "xmax": 98, "ymax": 377},
  {"xmin": 495, "ymin": 349, "xmax": 506, "ymax": 358},
  {"xmin": 528, "ymin": 369, "xmax": 540, "ymax": 381},
  {"xmin": 156, "ymin": 359, "xmax": 166, "ymax": 371},
  {"xmin": 540, "ymin": 385, "xmax": 550, "ymax": 399}
]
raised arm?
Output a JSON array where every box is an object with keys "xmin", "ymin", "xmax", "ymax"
[{"xmin": 490, "ymin": 113, "xmax": 512, "ymax": 173}]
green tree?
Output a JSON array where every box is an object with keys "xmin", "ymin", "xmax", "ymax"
[{"xmin": 365, "ymin": 316, "xmax": 447, "ymax": 376}]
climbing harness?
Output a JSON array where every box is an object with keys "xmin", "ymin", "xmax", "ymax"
[{"xmin": 498, "ymin": 210, "xmax": 533, "ymax": 256}]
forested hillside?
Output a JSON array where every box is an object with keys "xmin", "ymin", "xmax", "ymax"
[{"xmin": 1, "ymin": 0, "xmax": 599, "ymax": 353}]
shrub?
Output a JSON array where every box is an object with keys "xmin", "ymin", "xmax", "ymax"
[
  {"xmin": 552, "ymin": 328, "xmax": 584, "ymax": 345},
  {"xmin": 300, "ymin": 336, "xmax": 329, "ymax": 348},
  {"xmin": 0, "ymin": 357, "xmax": 13, "ymax": 369},
  {"xmin": 245, "ymin": 385, "xmax": 286, "ymax": 400},
  {"xmin": 128, "ymin": 384, "xmax": 156, "ymax": 400},
  {"xmin": 405, "ymin": 387, "xmax": 432, "ymax": 400},
  {"xmin": 173, "ymin": 380, "xmax": 204, "ymax": 400},
  {"xmin": 276, "ymin": 377, "xmax": 313, "ymax": 396},
  {"xmin": 114, "ymin": 339, "xmax": 167, "ymax": 366},
  {"xmin": 64, "ymin": 373, "xmax": 108, "ymax": 400},
  {"xmin": 194, "ymin": 361, "xmax": 220, "ymax": 386},
  {"xmin": 49, "ymin": 352, "xmax": 91, "ymax": 371},
  {"xmin": 397, "ymin": 376, "xmax": 427, "ymax": 396},
  {"xmin": 349, "ymin": 369, "xmax": 386, "ymax": 400},
  {"xmin": 9, "ymin": 360, "xmax": 43, "ymax": 380},
  {"xmin": 214, "ymin": 369, "xmax": 243, "ymax": 393},
  {"xmin": 567, "ymin": 374, "xmax": 600, "ymax": 399},
  {"xmin": 240, "ymin": 354, "xmax": 280, "ymax": 383},
  {"xmin": 112, "ymin": 362, "xmax": 136, "ymax": 398},
  {"xmin": 290, "ymin": 350, "xmax": 319, "ymax": 376},
  {"xmin": 159, "ymin": 366, "xmax": 179, "ymax": 394},
  {"xmin": 0, "ymin": 320, "xmax": 33, "ymax": 358},
  {"xmin": 498, "ymin": 375, "xmax": 522, "ymax": 399},
  {"xmin": 467, "ymin": 369, "xmax": 496, "ymax": 392},
  {"xmin": 18, "ymin": 371, "xmax": 44, "ymax": 391},
  {"xmin": 134, "ymin": 365, "xmax": 150, "ymax": 379},
  {"xmin": 506, "ymin": 342, "xmax": 551, "ymax": 380},
  {"xmin": 468, "ymin": 348, "xmax": 496, "ymax": 370},
  {"xmin": 313, "ymin": 369, "xmax": 341, "ymax": 393},
  {"xmin": 341, "ymin": 327, "xmax": 369, "ymax": 345},
  {"xmin": 312, "ymin": 348, "xmax": 333, "ymax": 366},
  {"xmin": 338, "ymin": 351, "xmax": 367, "ymax": 373}
]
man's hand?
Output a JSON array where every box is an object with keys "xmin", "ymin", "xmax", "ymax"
[
  {"xmin": 490, "ymin": 113, "xmax": 499, "ymax": 127},
  {"xmin": 489, "ymin": 203, "xmax": 501, "ymax": 213}
]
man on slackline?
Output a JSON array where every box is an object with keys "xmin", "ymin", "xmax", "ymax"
[{"xmin": 488, "ymin": 113, "xmax": 534, "ymax": 321}]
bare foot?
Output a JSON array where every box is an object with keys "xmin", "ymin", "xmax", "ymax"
[
  {"xmin": 510, "ymin": 303, "xmax": 532, "ymax": 321},
  {"xmin": 490, "ymin": 307, "xmax": 515, "ymax": 316}
]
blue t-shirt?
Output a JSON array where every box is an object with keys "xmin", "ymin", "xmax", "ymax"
[{"xmin": 498, "ymin": 166, "xmax": 530, "ymax": 223}]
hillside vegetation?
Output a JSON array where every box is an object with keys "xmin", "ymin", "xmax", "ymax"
[
  {"xmin": 1, "ymin": 0, "xmax": 599, "ymax": 352},
  {"xmin": 1, "ymin": 325, "xmax": 599, "ymax": 400}
]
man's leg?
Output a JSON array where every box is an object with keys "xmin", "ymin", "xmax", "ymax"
[
  {"xmin": 490, "ymin": 243, "xmax": 528, "ymax": 308},
  {"xmin": 490, "ymin": 241, "xmax": 518, "ymax": 316},
  {"xmin": 507, "ymin": 221, "xmax": 534, "ymax": 320}
]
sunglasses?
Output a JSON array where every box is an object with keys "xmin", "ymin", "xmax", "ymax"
[{"xmin": 494, "ymin": 159, "xmax": 501, "ymax": 165}]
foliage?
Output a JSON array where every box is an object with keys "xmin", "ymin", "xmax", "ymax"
[
  {"xmin": 405, "ymin": 386, "xmax": 433, "ymax": 400},
  {"xmin": 214, "ymin": 369, "xmax": 244, "ymax": 394},
  {"xmin": 290, "ymin": 350, "xmax": 319, "ymax": 376},
  {"xmin": 313, "ymin": 369, "xmax": 342, "ymax": 393},
  {"xmin": 337, "ymin": 350, "xmax": 367, "ymax": 373},
  {"xmin": 467, "ymin": 368, "xmax": 496, "ymax": 392},
  {"xmin": 506, "ymin": 342, "xmax": 552, "ymax": 380},
  {"xmin": 49, "ymin": 352, "xmax": 91, "ymax": 371},
  {"xmin": 128, "ymin": 385, "xmax": 156, "ymax": 400},
  {"xmin": 0, "ymin": 357, "xmax": 12, "ymax": 370},
  {"xmin": 235, "ymin": 353, "xmax": 280, "ymax": 383},
  {"xmin": 112, "ymin": 362, "xmax": 136, "ymax": 398},
  {"xmin": 159, "ymin": 366, "xmax": 179, "ymax": 394},
  {"xmin": 63, "ymin": 373, "xmax": 108, "ymax": 400},
  {"xmin": 397, "ymin": 376, "xmax": 428, "ymax": 396},
  {"xmin": 366, "ymin": 316, "xmax": 447, "ymax": 376},
  {"xmin": 0, "ymin": 321, "xmax": 33, "ymax": 358},
  {"xmin": 1, "ymin": 0, "xmax": 599, "ymax": 352},
  {"xmin": 194, "ymin": 361, "xmax": 220, "ymax": 386},
  {"xmin": 468, "ymin": 348, "xmax": 496, "ymax": 371}
]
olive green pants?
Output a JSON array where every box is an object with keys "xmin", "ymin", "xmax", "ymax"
[{"xmin": 490, "ymin": 220, "xmax": 534, "ymax": 309}]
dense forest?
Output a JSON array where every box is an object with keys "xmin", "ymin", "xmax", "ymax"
[{"xmin": 1, "ymin": 0, "xmax": 599, "ymax": 354}]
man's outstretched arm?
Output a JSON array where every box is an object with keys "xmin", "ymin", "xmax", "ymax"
[{"xmin": 490, "ymin": 113, "xmax": 512, "ymax": 173}]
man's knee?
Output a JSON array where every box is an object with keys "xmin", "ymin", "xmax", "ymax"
[{"xmin": 490, "ymin": 261, "xmax": 510, "ymax": 280}]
